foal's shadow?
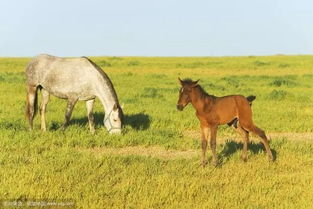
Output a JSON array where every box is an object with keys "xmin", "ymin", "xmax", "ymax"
[
  {"xmin": 218, "ymin": 140, "xmax": 277, "ymax": 164},
  {"xmin": 50, "ymin": 112, "xmax": 150, "ymax": 131}
]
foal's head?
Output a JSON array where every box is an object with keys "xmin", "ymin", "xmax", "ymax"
[{"xmin": 177, "ymin": 78, "xmax": 199, "ymax": 111}]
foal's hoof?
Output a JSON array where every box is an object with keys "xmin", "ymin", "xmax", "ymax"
[{"xmin": 201, "ymin": 161, "xmax": 208, "ymax": 168}]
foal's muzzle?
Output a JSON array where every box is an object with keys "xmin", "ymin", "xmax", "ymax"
[{"xmin": 176, "ymin": 104, "xmax": 184, "ymax": 111}]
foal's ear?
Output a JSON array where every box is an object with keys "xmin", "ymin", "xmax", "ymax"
[
  {"xmin": 191, "ymin": 79, "xmax": 200, "ymax": 87},
  {"xmin": 178, "ymin": 77, "xmax": 183, "ymax": 86}
]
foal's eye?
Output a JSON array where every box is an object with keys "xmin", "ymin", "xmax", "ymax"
[{"xmin": 113, "ymin": 119, "xmax": 117, "ymax": 122}]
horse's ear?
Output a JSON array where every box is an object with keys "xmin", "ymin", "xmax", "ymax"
[
  {"xmin": 191, "ymin": 79, "xmax": 200, "ymax": 87},
  {"xmin": 178, "ymin": 77, "xmax": 183, "ymax": 86},
  {"xmin": 113, "ymin": 103, "xmax": 118, "ymax": 111}
]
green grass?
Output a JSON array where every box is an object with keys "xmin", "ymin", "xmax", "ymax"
[{"xmin": 1, "ymin": 55, "xmax": 313, "ymax": 208}]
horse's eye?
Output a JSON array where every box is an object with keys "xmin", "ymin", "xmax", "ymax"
[{"xmin": 113, "ymin": 119, "xmax": 117, "ymax": 122}]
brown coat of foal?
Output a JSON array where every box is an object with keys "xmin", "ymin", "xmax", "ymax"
[{"xmin": 176, "ymin": 78, "xmax": 274, "ymax": 166}]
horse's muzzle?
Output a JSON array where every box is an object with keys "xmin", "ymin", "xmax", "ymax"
[
  {"xmin": 109, "ymin": 129, "xmax": 122, "ymax": 134},
  {"xmin": 176, "ymin": 104, "xmax": 184, "ymax": 111}
]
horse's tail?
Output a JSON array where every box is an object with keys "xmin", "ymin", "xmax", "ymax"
[{"xmin": 246, "ymin": 95, "xmax": 256, "ymax": 106}]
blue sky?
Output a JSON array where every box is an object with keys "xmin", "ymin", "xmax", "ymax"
[{"xmin": 1, "ymin": 0, "xmax": 313, "ymax": 56}]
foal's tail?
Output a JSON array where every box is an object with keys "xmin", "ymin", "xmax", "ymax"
[{"xmin": 246, "ymin": 95, "xmax": 256, "ymax": 106}]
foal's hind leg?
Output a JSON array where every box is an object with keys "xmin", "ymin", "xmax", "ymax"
[
  {"xmin": 40, "ymin": 89, "xmax": 50, "ymax": 131},
  {"xmin": 86, "ymin": 99, "xmax": 95, "ymax": 134},
  {"xmin": 242, "ymin": 123, "xmax": 274, "ymax": 161},
  {"xmin": 253, "ymin": 126, "xmax": 274, "ymax": 161},
  {"xmin": 60, "ymin": 98, "xmax": 78, "ymax": 131},
  {"xmin": 236, "ymin": 125, "xmax": 249, "ymax": 162}
]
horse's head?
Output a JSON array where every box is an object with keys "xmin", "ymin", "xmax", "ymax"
[
  {"xmin": 104, "ymin": 103, "xmax": 124, "ymax": 134},
  {"xmin": 177, "ymin": 78, "xmax": 199, "ymax": 111}
]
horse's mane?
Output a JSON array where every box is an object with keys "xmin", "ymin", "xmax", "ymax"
[
  {"xmin": 83, "ymin": 56, "xmax": 124, "ymax": 120},
  {"xmin": 82, "ymin": 56, "xmax": 119, "ymax": 103}
]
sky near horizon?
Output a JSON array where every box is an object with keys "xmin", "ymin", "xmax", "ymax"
[{"xmin": 1, "ymin": 0, "xmax": 313, "ymax": 57}]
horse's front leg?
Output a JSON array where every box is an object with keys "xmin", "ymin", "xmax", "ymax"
[
  {"xmin": 210, "ymin": 125, "xmax": 218, "ymax": 166},
  {"xmin": 86, "ymin": 99, "xmax": 95, "ymax": 134},
  {"xmin": 201, "ymin": 126, "xmax": 209, "ymax": 167}
]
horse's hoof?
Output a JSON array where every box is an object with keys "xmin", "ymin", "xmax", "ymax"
[
  {"xmin": 241, "ymin": 156, "xmax": 248, "ymax": 162},
  {"xmin": 59, "ymin": 125, "xmax": 67, "ymax": 131},
  {"xmin": 211, "ymin": 160, "xmax": 218, "ymax": 167}
]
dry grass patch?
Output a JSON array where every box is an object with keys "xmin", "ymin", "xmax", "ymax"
[{"xmin": 76, "ymin": 146, "xmax": 198, "ymax": 160}]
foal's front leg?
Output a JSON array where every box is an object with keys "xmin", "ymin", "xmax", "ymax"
[
  {"xmin": 210, "ymin": 125, "xmax": 218, "ymax": 166},
  {"xmin": 201, "ymin": 126, "xmax": 209, "ymax": 167}
]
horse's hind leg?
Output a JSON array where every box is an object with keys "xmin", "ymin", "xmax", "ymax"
[
  {"xmin": 60, "ymin": 98, "xmax": 78, "ymax": 131},
  {"xmin": 26, "ymin": 85, "xmax": 38, "ymax": 130},
  {"xmin": 236, "ymin": 125, "xmax": 249, "ymax": 162},
  {"xmin": 40, "ymin": 89, "xmax": 50, "ymax": 131},
  {"xmin": 86, "ymin": 99, "xmax": 95, "ymax": 134}
]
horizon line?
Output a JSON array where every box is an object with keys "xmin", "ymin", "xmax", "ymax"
[{"xmin": 1, "ymin": 53, "xmax": 313, "ymax": 58}]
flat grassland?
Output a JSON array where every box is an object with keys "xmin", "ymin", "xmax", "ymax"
[{"xmin": 1, "ymin": 56, "xmax": 313, "ymax": 208}]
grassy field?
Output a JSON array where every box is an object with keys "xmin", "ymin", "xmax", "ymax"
[{"xmin": 1, "ymin": 55, "xmax": 313, "ymax": 208}]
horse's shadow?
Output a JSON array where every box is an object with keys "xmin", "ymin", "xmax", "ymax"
[
  {"xmin": 50, "ymin": 112, "xmax": 151, "ymax": 131},
  {"xmin": 218, "ymin": 139, "xmax": 277, "ymax": 164}
]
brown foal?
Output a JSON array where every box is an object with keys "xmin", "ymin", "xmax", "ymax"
[{"xmin": 176, "ymin": 78, "xmax": 274, "ymax": 166}]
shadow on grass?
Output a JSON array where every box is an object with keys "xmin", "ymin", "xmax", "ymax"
[
  {"xmin": 50, "ymin": 112, "xmax": 150, "ymax": 131},
  {"xmin": 218, "ymin": 140, "xmax": 277, "ymax": 165},
  {"xmin": 124, "ymin": 112, "xmax": 150, "ymax": 130}
]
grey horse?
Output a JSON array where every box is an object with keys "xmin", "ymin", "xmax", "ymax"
[{"xmin": 25, "ymin": 54, "xmax": 123, "ymax": 134}]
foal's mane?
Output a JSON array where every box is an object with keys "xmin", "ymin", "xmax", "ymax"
[{"xmin": 182, "ymin": 79, "xmax": 213, "ymax": 99}]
